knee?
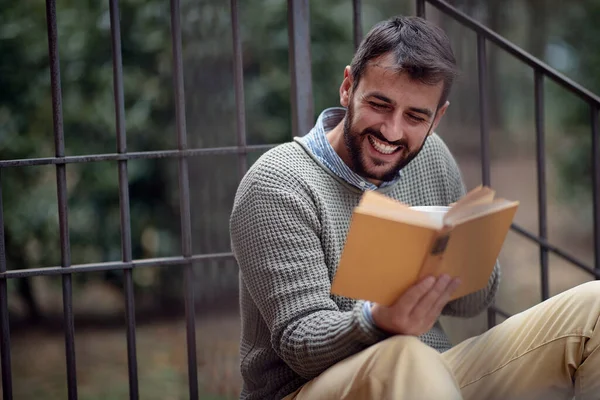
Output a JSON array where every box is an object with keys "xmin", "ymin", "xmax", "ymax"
[
  {"xmin": 360, "ymin": 336, "xmax": 460, "ymax": 398},
  {"xmin": 569, "ymin": 281, "xmax": 600, "ymax": 308},
  {"xmin": 374, "ymin": 335, "xmax": 437, "ymax": 356},
  {"xmin": 368, "ymin": 335, "xmax": 446, "ymax": 373}
]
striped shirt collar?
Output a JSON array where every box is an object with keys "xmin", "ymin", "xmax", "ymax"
[{"xmin": 297, "ymin": 107, "xmax": 402, "ymax": 191}]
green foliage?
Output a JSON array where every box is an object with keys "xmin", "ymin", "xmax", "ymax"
[
  {"xmin": 0, "ymin": 0, "xmax": 379, "ymax": 313},
  {"xmin": 552, "ymin": 1, "xmax": 600, "ymax": 214},
  {"xmin": 2, "ymin": 0, "xmax": 599, "ymax": 316}
]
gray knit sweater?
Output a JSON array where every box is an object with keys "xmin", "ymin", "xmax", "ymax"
[{"xmin": 229, "ymin": 133, "xmax": 500, "ymax": 400}]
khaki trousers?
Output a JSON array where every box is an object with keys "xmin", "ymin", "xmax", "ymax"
[{"xmin": 284, "ymin": 281, "xmax": 600, "ymax": 400}]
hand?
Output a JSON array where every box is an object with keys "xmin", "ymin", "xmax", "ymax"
[{"xmin": 370, "ymin": 274, "xmax": 461, "ymax": 336}]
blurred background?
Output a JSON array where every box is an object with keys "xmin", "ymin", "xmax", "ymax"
[{"xmin": 1, "ymin": 0, "xmax": 599, "ymax": 398}]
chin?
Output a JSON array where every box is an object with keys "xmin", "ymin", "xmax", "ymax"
[{"xmin": 361, "ymin": 162, "xmax": 401, "ymax": 183}]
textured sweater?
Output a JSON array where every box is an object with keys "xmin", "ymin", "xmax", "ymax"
[{"xmin": 229, "ymin": 133, "xmax": 500, "ymax": 400}]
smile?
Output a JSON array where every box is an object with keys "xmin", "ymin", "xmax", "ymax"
[{"xmin": 367, "ymin": 135, "xmax": 401, "ymax": 155}]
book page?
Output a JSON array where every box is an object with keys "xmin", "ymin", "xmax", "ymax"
[
  {"xmin": 444, "ymin": 186, "xmax": 495, "ymax": 222},
  {"xmin": 444, "ymin": 199, "xmax": 519, "ymax": 226},
  {"xmin": 357, "ymin": 191, "xmax": 442, "ymax": 230},
  {"xmin": 439, "ymin": 203, "xmax": 518, "ymax": 299}
]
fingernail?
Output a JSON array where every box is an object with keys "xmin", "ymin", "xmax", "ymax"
[{"xmin": 439, "ymin": 274, "xmax": 451, "ymax": 285}]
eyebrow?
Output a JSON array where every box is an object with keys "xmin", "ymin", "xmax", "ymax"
[
  {"xmin": 364, "ymin": 92, "xmax": 394, "ymax": 105},
  {"xmin": 365, "ymin": 92, "xmax": 434, "ymax": 119}
]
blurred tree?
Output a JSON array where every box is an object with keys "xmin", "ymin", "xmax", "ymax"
[
  {"xmin": 2, "ymin": 0, "xmax": 598, "ymax": 323},
  {"xmin": 552, "ymin": 0, "xmax": 600, "ymax": 225}
]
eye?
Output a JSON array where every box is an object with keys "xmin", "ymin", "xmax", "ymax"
[
  {"xmin": 369, "ymin": 101, "xmax": 388, "ymax": 110},
  {"xmin": 407, "ymin": 113, "xmax": 425, "ymax": 122}
]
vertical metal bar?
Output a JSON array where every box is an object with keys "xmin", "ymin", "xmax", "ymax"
[
  {"xmin": 416, "ymin": 0, "xmax": 426, "ymax": 18},
  {"xmin": 477, "ymin": 34, "xmax": 496, "ymax": 328},
  {"xmin": 231, "ymin": 0, "xmax": 248, "ymax": 179},
  {"xmin": 352, "ymin": 0, "xmax": 362, "ymax": 50},
  {"xmin": 45, "ymin": 0, "xmax": 78, "ymax": 398},
  {"xmin": 591, "ymin": 103, "xmax": 600, "ymax": 274},
  {"xmin": 477, "ymin": 35, "xmax": 491, "ymax": 186},
  {"xmin": 109, "ymin": 0, "xmax": 139, "ymax": 398},
  {"xmin": 287, "ymin": 0, "xmax": 314, "ymax": 138},
  {"xmin": 535, "ymin": 70, "xmax": 549, "ymax": 301},
  {"xmin": 170, "ymin": 0, "xmax": 198, "ymax": 398},
  {"xmin": 0, "ymin": 170, "xmax": 13, "ymax": 400}
]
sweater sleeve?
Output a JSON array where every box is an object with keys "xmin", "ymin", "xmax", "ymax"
[
  {"xmin": 230, "ymin": 182, "xmax": 389, "ymax": 380},
  {"xmin": 440, "ymin": 145, "xmax": 501, "ymax": 318}
]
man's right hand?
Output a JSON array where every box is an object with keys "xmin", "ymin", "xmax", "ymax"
[{"xmin": 370, "ymin": 274, "xmax": 461, "ymax": 336}]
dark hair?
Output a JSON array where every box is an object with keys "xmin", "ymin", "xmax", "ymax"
[{"xmin": 350, "ymin": 16, "xmax": 459, "ymax": 109}]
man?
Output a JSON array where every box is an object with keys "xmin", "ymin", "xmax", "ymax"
[{"xmin": 230, "ymin": 15, "xmax": 600, "ymax": 400}]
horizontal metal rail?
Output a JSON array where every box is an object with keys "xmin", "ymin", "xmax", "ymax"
[
  {"xmin": 0, "ymin": 253, "xmax": 235, "ymax": 279},
  {"xmin": 0, "ymin": 145, "xmax": 276, "ymax": 168},
  {"xmin": 511, "ymin": 224, "xmax": 600, "ymax": 278},
  {"xmin": 424, "ymin": 0, "xmax": 600, "ymax": 107}
]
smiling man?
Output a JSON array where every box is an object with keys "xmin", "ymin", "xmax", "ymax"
[{"xmin": 230, "ymin": 15, "xmax": 600, "ymax": 400}]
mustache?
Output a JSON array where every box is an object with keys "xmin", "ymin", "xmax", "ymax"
[{"xmin": 360, "ymin": 128, "xmax": 407, "ymax": 147}]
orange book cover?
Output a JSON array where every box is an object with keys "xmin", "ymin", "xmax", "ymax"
[{"xmin": 330, "ymin": 187, "xmax": 519, "ymax": 306}]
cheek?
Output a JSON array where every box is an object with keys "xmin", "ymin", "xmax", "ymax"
[
  {"xmin": 353, "ymin": 108, "xmax": 383, "ymax": 133},
  {"xmin": 406, "ymin": 128, "xmax": 429, "ymax": 151}
]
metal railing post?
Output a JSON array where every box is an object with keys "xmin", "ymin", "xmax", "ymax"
[
  {"xmin": 109, "ymin": 0, "xmax": 139, "ymax": 397},
  {"xmin": 416, "ymin": 0, "xmax": 426, "ymax": 18},
  {"xmin": 534, "ymin": 70, "xmax": 549, "ymax": 301},
  {"xmin": 231, "ymin": 0, "xmax": 248, "ymax": 179},
  {"xmin": 0, "ymin": 170, "xmax": 12, "ymax": 400},
  {"xmin": 288, "ymin": 0, "xmax": 314, "ymax": 138},
  {"xmin": 45, "ymin": 0, "xmax": 78, "ymax": 397},
  {"xmin": 592, "ymin": 103, "xmax": 600, "ymax": 274},
  {"xmin": 169, "ymin": 0, "xmax": 199, "ymax": 398},
  {"xmin": 353, "ymin": 0, "xmax": 362, "ymax": 50}
]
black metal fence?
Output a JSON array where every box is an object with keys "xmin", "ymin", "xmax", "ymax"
[
  {"xmin": 416, "ymin": 0, "xmax": 600, "ymax": 327},
  {"xmin": 0, "ymin": 0, "xmax": 598, "ymax": 399}
]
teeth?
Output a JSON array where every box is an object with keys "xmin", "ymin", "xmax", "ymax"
[{"xmin": 368, "ymin": 136, "xmax": 399, "ymax": 155}]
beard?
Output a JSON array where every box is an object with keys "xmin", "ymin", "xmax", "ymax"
[{"xmin": 343, "ymin": 102, "xmax": 431, "ymax": 183}]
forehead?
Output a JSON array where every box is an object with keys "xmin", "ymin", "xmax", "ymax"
[{"xmin": 357, "ymin": 54, "xmax": 443, "ymax": 106}]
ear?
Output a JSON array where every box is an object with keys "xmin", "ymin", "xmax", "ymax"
[
  {"xmin": 339, "ymin": 66, "xmax": 353, "ymax": 108},
  {"xmin": 430, "ymin": 101, "xmax": 450, "ymax": 135}
]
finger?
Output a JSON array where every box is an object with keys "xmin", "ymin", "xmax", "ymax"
[
  {"xmin": 396, "ymin": 275, "xmax": 436, "ymax": 314},
  {"xmin": 410, "ymin": 274, "xmax": 453, "ymax": 320},
  {"xmin": 428, "ymin": 278, "xmax": 462, "ymax": 319}
]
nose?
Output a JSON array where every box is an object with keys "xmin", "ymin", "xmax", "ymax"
[{"xmin": 380, "ymin": 114, "xmax": 405, "ymax": 143}]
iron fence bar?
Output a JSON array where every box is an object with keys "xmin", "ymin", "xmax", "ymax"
[
  {"xmin": 489, "ymin": 305, "xmax": 511, "ymax": 320},
  {"xmin": 0, "ymin": 253, "xmax": 236, "ymax": 279},
  {"xmin": 287, "ymin": 0, "xmax": 314, "ymax": 137},
  {"xmin": 416, "ymin": 0, "xmax": 426, "ymax": 18},
  {"xmin": 534, "ymin": 70, "xmax": 549, "ymax": 301},
  {"xmin": 0, "ymin": 170, "xmax": 13, "ymax": 400},
  {"xmin": 476, "ymin": 33, "xmax": 496, "ymax": 328},
  {"xmin": 511, "ymin": 224, "xmax": 600, "ymax": 278},
  {"xmin": 231, "ymin": 0, "xmax": 248, "ymax": 179},
  {"xmin": 0, "ymin": 144, "xmax": 276, "ymax": 168},
  {"xmin": 109, "ymin": 0, "xmax": 139, "ymax": 397},
  {"xmin": 592, "ymin": 103, "xmax": 600, "ymax": 274},
  {"xmin": 477, "ymin": 35, "xmax": 491, "ymax": 186},
  {"xmin": 45, "ymin": 0, "xmax": 78, "ymax": 398},
  {"xmin": 169, "ymin": 0, "xmax": 198, "ymax": 397},
  {"xmin": 352, "ymin": 0, "xmax": 362, "ymax": 50},
  {"xmin": 422, "ymin": 0, "xmax": 600, "ymax": 107}
]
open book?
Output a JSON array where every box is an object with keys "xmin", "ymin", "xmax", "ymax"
[{"xmin": 330, "ymin": 186, "xmax": 519, "ymax": 306}]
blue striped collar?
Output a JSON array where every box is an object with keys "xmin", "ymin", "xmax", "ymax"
[{"xmin": 297, "ymin": 107, "xmax": 402, "ymax": 191}]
